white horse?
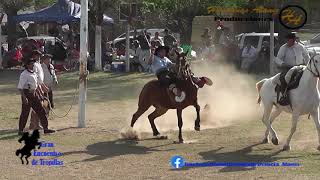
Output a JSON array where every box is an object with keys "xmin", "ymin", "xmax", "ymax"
[{"xmin": 256, "ymin": 54, "xmax": 320, "ymax": 151}]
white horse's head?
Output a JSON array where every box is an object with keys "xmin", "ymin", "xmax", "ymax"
[{"xmin": 307, "ymin": 53, "xmax": 320, "ymax": 77}]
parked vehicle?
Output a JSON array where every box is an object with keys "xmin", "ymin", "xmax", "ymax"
[{"xmin": 236, "ymin": 32, "xmax": 279, "ymax": 52}]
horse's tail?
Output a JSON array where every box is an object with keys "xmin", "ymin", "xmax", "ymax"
[
  {"xmin": 16, "ymin": 149, "xmax": 21, "ymax": 156},
  {"xmin": 256, "ymin": 79, "xmax": 267, "ymax": 104}
]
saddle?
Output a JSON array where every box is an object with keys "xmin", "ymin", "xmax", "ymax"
[{"xmin": 275, "ymin": 66, "xmax": 304, "ymax": 107}]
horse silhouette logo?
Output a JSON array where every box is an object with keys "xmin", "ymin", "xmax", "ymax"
[
  {"xmin": 279, "ymin": 5, "xmax": 307, "ymax": 29},
  {"xmin": 16, "ymin": 130, "xmax": 41, "ymax": 165}
]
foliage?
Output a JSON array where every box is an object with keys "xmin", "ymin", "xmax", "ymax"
[{"xmin": 34, "ymin": 0, "xmax": 56, "ymax": 10}]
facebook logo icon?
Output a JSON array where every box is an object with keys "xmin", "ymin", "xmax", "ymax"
[{"xmin": 171, "ymin": 156, "xmax": 185, "ymax": 169}]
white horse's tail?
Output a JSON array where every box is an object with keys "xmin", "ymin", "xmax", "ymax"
[{"xmin": 256, "ymin": 79, "xmax": 267, "ymax": 104}]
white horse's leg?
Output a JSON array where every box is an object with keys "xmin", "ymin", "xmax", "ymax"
[
  {"xmin": 262, "ymin": 103, "xmax": 279, "ymax": 145},
  {"xmin": 283, "ymin": 114, "xmax": 300, "ymax": 151},
  {"xmin": 262, "ymin": 108, "xmax": 282, "ymax": 143},
  {"xmin": 310, "ymin": 109, "xmax": 320, "ymax": 151}
]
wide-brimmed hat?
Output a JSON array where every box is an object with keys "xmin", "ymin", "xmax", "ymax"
[
  {"xmin": 154, "ymin": 45, "xmax": 170, "ymax": 55},
  {"xmin": 41, "ymin": 54, "xmax": 53, "ymax": 60},
  {"xmin": 285, "ymin": 32, "xmax": 296, "ymax": 39}
]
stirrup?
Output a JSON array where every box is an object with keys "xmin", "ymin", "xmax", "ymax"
[{"xmin": 175, "ymin": 91, "xmax": 186, "ymax": 103}]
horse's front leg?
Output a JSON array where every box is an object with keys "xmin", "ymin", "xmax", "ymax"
[
  {"xmin": 310, "ymin": 109, "xmax": 320, "ymax": 151},
  {"xmin": 283, "ymin": 113, "xmax": 300, "ymax": 151},
  {"xmin": 177, "ymin": 109, "xmax": 184, "ymax": 143},
  {"xmin": 194, "ymin": 103, "xmax": 201, "ymax": 131}
]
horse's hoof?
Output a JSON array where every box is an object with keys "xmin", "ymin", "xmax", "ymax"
[
  {"xmin": 262, "ymin": 138, "xmax": 269, "ymax": 144},
  {"xmin": 194, "ymin": 126, "xmax": 200, "ymax": 131},
  {"xmin": 283, "ymin": 145, "xmax": 291, "ymax": 151},
  {"xmin": 153, "ymin": 132, "xmax": 160, "ymax": 136},
  {"xmin": 155, "ymin": 135, "xmax": 168, "ymax": 140},
  {"xmin": 271, "ymin": 137, "xmax": 279, "ymax": 145}
]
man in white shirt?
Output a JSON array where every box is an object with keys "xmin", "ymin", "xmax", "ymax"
[
  {"xmin": 17, "ymin": 58, "xmax": 55, "ymax": 135},
  {"xmin": 41, "ymin": 54, "xmax": 58, "ymax": 108},
  {"xmin": 241, "ymin": 42, "xmax": 257, "ymax": 72},
  {"xmin": 275, "ymin": 33, "xmax": 310, "ymax": 70}
]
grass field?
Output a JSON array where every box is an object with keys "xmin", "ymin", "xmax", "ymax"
[{"xmin": 1, "ymin": 65, "xmax": 320, "ymax": 180}]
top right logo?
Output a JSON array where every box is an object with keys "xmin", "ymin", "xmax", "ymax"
[{"xmin": 279, "ymin": 5, "xmax": 307, "ymax": 29}]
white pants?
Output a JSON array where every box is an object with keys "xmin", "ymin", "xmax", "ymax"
[{"xmin": 138, "ymin": 49, "xmax": 151, "ymax": 71}]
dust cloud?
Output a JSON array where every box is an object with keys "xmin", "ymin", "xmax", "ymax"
[{"xmin": 121, "ymin": 59, "xmax": 262, "ymax": 137}]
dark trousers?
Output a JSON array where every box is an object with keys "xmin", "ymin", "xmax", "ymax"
[
  {"xmin": 156, "ymin": 70, "xmax": 177, "ymax": 87},
  {"xmin": 19, "ymin": 90, "xmax": 48, "ymax": 131}
]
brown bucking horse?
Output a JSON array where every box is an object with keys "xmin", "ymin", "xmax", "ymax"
[{"xmin": 130, "ymin": 51, "xmax": 212, "ymax": 143}]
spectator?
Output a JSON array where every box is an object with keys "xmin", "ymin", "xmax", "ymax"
[
  {"xmin": 163, "ymin": 29, "xmax": 177, "ymax": 48},
  {"xmin": 41, "ymin": 54, "xmax": 58, "ymax": 109},
  {"xmin": 241, "ymin": 41, "xmax": 257, "ymax": 72},
  {"xmin": 135, "ymin": 30, "xmax": 151, "ymax": 72},
  {"xmin": 87, "ymin": 52, "xmax": 95, "ymax": 71},
  {"xmin": 129, "ymin": 40, "xmax": 143, "ymax": 72},
  {"xmin": 250, "ymin": 41, "xmax": 270, "ymax": 74},
  {"xmin": 201, "ymin": 28, "xmax": 212, "ymax": 49},
  {"xmin": 104, "ymin": 42, "xmax": 114, "ymax": 65},
  {"xmin": 14, "ymin": 46, "xmax": 23, "ymax": 63},
  {"xmin": 213, "ymin": 20, "xmax": 224, "ymax": 45},
  {"xmin": 151, "ymin": 32, "xmax": 164, "ymax": 46}
]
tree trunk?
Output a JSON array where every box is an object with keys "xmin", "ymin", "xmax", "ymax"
[
  {"xmin": 95, "ymin": 25, "xmax": 102, "ymax": 70},
  {"xmin": 7, "ymin": 10, "xmax": 18, "ymax": 50}
]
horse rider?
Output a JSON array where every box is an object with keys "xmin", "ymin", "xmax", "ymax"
[
  {"xmin": 17, "ymin": 58, "xmax": 56, "ymax": 135},
  {"xmin": 149, "ymin": 45, "xmax": 186, "ymax": 102},
  {"xmin": 275, "ymin": 32, "xmax": 310, "ymax": 89}
]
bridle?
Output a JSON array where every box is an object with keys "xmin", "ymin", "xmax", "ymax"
[
  {"xmin": 175, "ymin": 51, "xmax": 199, "ymax": 88},
  {"xmin": 307, "ymin": 53, "xmax": 320, "ymax": 78}
]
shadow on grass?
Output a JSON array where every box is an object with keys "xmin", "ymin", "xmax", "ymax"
[
  {"xmin": 195, "ymin": 142, "xmax": 302, "ymax": 173},
  {"xmin": 62, "ymin": 139, "xmax": 173, "ymax": 162}
]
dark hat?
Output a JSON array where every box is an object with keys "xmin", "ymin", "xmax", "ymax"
[
  {"xmin": 31, "ymin": 49, "xmax": 42, "ymax": 56},
  {"xmin": 285, "ymin": 32, "xmax": 296, "ymax": 39},
  {"xmin": 41, "ymin": 54, "xmax": 53, "ymax": 60},
  {"xmin": 154, "ymin": 45, "xmax": 170, "ymax": 55},
  {"xmin": 23, "ymin": 58, "xmax": 36, "ymax": 67}
]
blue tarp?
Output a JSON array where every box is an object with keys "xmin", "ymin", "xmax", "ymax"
[{"xmin": 12, "ymin": 0, "xmax": 113, "ymax": 24}]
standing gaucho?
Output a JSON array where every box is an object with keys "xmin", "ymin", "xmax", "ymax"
[{"xmin": 17, "ymin": 58, "xmax": 56, "ymax": 135}]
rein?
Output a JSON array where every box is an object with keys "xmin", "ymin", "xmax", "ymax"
[{"xmin": 307, "ymin": 54, "xmax": 320, "ymax": 78}]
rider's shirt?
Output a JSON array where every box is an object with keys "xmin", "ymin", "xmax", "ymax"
[
  {"xmin": 152, "ymin": 55, "xmax": 173, "ymax": 75},
  {"xmin": 276, "ymin": 42, "xmax": 310, "ymax": 67},
  {"xmin": 17, "ymin": 69, "xmax": 38, "ymax": 90}
]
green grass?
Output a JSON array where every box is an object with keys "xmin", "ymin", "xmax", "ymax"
[{"xmin": 1, "ymin": 68, "xmax": 320, "ymax": 179}]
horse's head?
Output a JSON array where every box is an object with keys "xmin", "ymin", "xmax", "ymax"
[
  {"xmin": 175, "ymin": 49, "xmax": 189, "ymax": 67},
  {"xmin": 307, "ymin": 51, "xmax": 320, "ymax": 77}
]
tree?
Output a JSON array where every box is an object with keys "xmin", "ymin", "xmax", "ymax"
[
  {"xmin": 34, "ymin": 0, "xmax": 56, "ymax": 10},
  {"xmin": 88, "ymin": 0, "xmax": 118, "ymax": 70},
  {"xmin": 0, "ymin": 0, "xmax": 33, "ymax": 49}
]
